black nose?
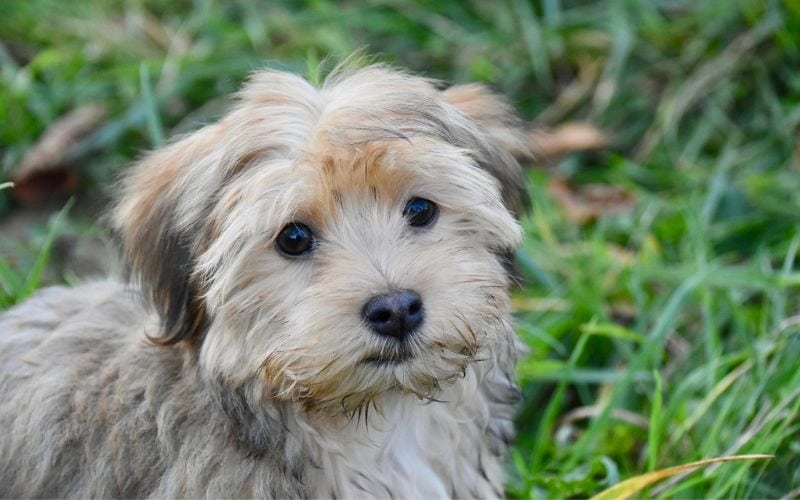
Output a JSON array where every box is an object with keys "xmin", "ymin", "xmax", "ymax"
[{"xmin": 362, "ymin": 290, "xmax": 424, "ymax": 340}]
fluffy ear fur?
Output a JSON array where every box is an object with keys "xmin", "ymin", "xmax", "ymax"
[
  {"xmin": 112, "ymin": 126, "xmax": 220, "ymax": 345},
  {"xmin": 442, "ymin": 84, "xmax": 533, "ymax": 215}
]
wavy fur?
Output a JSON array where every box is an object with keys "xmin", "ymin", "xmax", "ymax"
[{"xmin": 0, "ymin": 63, "xmax": 531, "ymax": 498}]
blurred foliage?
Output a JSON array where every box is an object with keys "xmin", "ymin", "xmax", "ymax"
[{"xmin": 1, "ymin": 0, "xmax": 800, "ymax": 497}]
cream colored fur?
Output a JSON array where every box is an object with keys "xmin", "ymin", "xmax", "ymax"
[{"xmin": 0, "ymin": 63, "xmax": 532, "ymax": 498}]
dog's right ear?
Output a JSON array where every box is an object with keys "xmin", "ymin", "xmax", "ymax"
[
  {"xmin": 112, "ymin": 126, "xmax": 220, "ymax": 345},
  {"xmin": 442, "ymin": 83, "xmax": 533, "ymax": 216}
]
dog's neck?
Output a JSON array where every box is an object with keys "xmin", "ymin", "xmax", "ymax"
[
  {"xmin": 207, "ymin": 322, "xmax": 520, "ymax": 498},
  {"xmin": 291, "ymin": 358, "xmax": 513, "ymax": 498}
]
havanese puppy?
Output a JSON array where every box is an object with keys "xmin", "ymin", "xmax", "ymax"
[{"xmin": 0, "ymin": 63, "xmax": 533, "ymax": 498}]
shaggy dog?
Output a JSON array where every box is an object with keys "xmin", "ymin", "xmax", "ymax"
[{"xmin": 0, "ymin": 64, "xmax": 533, "ymax": 498}]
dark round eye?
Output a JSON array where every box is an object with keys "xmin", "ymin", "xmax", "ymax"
[
  {"xmin": 403, "ymin": 198, "xmax": 438, "ymax": 227},
  {"xmin": 276, "ymin": 222, "xmax": 315, "ymax": 256}
]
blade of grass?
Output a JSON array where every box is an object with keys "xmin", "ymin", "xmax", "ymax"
[
  {"xmin": 0, "ymin": 258, "xmax": 23, "ymax": 297},
  {"xmin": 589, "ymin": 455, "xmax": 773, "ymax": 500},
  {"xmin": 580, "ymin": 319, "xmax": 646, "ymax": 344},
  {"xmin": 669, "ymin": 359, "xmax": 754, "ymax": 445},
  {"xmin": 565, "ymin": 272, "xmax": 706, "ymax": 468},
  {"xmin": 529, "ymin": 331, "xmax": 590, "ymax": 472},
  {"xmin": 647, "ymin": 370, "xmax": 663, "ymax": 471},
  {"xmin": 656, "ymin": 386, "xmax": 800, "ymax": 496},
  {"xmin": 517, "ymin": 360, "xmax": 651, "ymax": 384},
  {"xmin": 139, "ymin": 63, "xmax": 165, "ymax": 147},
  {"xmin": 511, "ymin": 0, "xmax": 553, "ymax": 91},
  {"xmin": 21, "ymin": 198, "xmax": 74, "ymax": 300}
]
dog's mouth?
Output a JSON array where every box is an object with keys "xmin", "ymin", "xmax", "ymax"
[{"xmin": 361, "ymin": 345, "xmax": 415, "ymax": 366}]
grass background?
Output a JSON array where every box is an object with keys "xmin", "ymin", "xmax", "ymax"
[{"xmin": 2, "ymin": 0, "xmax": 799, "ymax": 497}]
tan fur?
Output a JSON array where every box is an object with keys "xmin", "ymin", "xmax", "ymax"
[{"xmin": 0, "ymin": 63, "xmax": 532, "ymax": 498}]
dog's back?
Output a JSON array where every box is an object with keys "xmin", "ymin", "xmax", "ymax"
[
  {"xmin": 0, "ymin": 283, "xmax": 162, "ymax": 496},
  {"xmin": 0, "ymin": 283, "xmax": 307, "ymax": 498}
]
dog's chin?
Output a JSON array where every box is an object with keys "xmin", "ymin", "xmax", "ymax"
[
  {"xmin": 360, "ymin": 343, "xmax": 416, "ymax": 366},
  {"xmin": 351, "ymin": 346, "xmax": 474, "ymax": 407},
  {"xmin": 272, "ymin": 346, "xmax": 473, "ymax": 416}
]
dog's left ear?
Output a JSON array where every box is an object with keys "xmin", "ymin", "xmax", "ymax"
[
  {"xmin": 112, "ymin": 126, "xmax": 221, "ymax": 345},
  {"xmin": 442, "ymin": 84, "xmax": 533, "ymax": 215}
]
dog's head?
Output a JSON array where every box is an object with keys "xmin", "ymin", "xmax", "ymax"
[{"xmin": 114, "ymin": 65, "xmax": 531, "ymax": 413}]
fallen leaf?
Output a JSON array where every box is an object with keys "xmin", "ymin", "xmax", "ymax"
[
  {"xmin": 10, "ymin": 103, "xmax": 105, "ymax": 205},
  {"xmin": 0, "ymin": 39, "xmax": 36, "ymax": 65},
  {"xmin": 548, "ymin": 177, "xmax": 635, "ymax": 223},
  {"xmin": 589, "ymin": 454, "xmax": 773, "ymax": 500},
  {"xmin": 530, "ymin": 121, "xmax": 610, "ymax": 162}
]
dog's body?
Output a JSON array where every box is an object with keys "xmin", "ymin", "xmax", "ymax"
[
  {"xmin": 0, "ymin": 282, "xmax": 518, "ymax": 497},
  {"xmin": 0, "ymin": 64, "xmax": 532, "ymax": 498}
]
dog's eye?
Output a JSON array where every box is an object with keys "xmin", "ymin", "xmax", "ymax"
[
  {"xmin": 403, "ymin": 198, "xmax": 438, "ymax": 227},
  {"xmin": 276, "ymin": 223, "xmax": 315, "ymax": 256}
]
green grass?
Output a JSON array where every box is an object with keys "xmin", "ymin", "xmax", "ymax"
[
  {"xmin": 2, "ymin": 0, "xmax": 799, "ymax": 497},
  {"xmin": 0, "ymin": 197, "xmax": 73, "ymax": 308}
]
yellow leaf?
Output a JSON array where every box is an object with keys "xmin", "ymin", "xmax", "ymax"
[{"xmin": 589, "ymin": 454, "xmax": 773, "ymax": 500}]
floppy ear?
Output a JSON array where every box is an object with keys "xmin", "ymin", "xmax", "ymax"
[
  {"xmin": 442, "ymin": 83, "xmax": 533, "ymax": 215},
  {"xmin": 112, "ymin": 126, "xmax": 221, "ymax": 345}
]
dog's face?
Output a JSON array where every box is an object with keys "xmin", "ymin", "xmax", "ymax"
[{"xmin": 114, "ymin": 66, "xmax": 531, "ymax": 413}]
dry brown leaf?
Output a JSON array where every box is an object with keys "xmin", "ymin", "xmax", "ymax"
[
  {"xmin": 548, "ymin": 177, "xmax": 635, "ymax": 223},
  {"xmin": 530, "ymin": 121, "xmax": 610, "ymax": 162},
  {"xmin": 11, "ymin": 104, "xmax": 105, "ymax": 204},
  {"xmin": 0, "ymin": 39, "xmax": 36, "ymax": 65}
]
